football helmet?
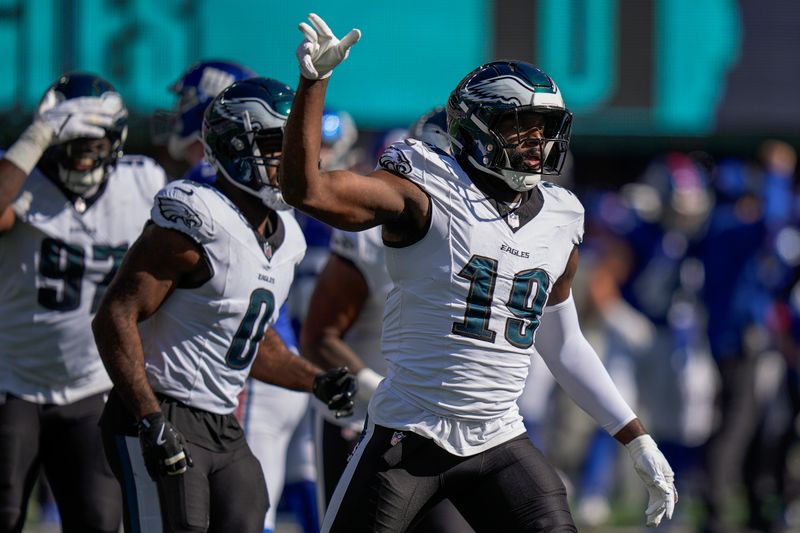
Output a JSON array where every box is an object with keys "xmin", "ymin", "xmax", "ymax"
[
  {"xmin": 36, "ymin": 72, "xmax": 128, "ymax": 195},
  {"xmin": 410, "ymin": 106, "xmax": 450, "ymax": 153},
  {"xmin": 320, "ymin": 108, "xmax": 358, "ymax": 170},
  {"xmin": 446, "ymin": 60, "xmax": 572, "ymax": 191},
  {"xmin": 155, "ymin": 60, "xmax": 256, "ymax": 160},
  {"xmin": 202, "ymin": 77, "xmax": 294, "ymax": 210}
]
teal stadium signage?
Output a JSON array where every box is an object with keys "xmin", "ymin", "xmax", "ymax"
[{"xmin": 0, "ymin": 0, "xmax": 797, "ymax": 135}]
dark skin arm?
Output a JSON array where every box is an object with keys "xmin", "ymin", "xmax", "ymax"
[
  {"xmin": 92, "ymin": 223, "xmax": 210, "ymax": 420},
  {"xmin": 546, "ymin": 246, "xmax": 647, "ymax": 445},
  {"xmin": 249, "ymin": 327, "xmax": 324, "ymax": 391},
  {"xmin": 280, "ymin": 77, "xmax": 429, "ymax": 242},
  {"xmin": 0, "ymin": 159, "xmax": 30, "ymax": 232},
  {"xmin": 300, "ymin": 254, "xmax": 370, "ymax": 373}
]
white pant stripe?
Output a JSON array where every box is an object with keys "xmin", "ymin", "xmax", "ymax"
[
  {"xmin": 319, "ymin": 419, "xmax": 375, "ymax": 533},
  {"xmin": 124, "ymin": 436, "xmax": 164, "ymax": 533}
]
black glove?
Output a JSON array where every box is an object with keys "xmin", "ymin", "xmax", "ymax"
[
  {"xmin": 313, "ymin": 367, "xmax": 357, "ymax": 418},
  {"xmin": 138, "ymin": 412, "xmax": 193, "ymax": 480}
]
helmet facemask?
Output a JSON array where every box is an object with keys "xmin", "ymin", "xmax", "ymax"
[
  {"xmin": 54, "ymin": 137, "xmax": 115, "ymax": 195},
  {"xmin": 458, "ymin": 107, "xmax": 572, "ymax": 192}
]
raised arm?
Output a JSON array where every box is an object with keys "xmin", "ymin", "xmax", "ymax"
[{"xmin": 280, "ymin": 14, "xmax": 429, "ymax": 234}]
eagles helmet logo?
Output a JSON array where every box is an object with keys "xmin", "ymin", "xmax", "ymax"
[
  {"xmin": 469, "ymin": 75, "xmax": 563, "ymax": 108},
  {"xmin": 157, "ymin": 196, "xmax": 203, "ymax": 228}
]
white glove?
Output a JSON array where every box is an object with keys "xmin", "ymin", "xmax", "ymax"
[
  {"xmin": 41, "ymin": 94, "xmax": 122, "ymax": 143},
  {"xmin": 296, "ymin": 13, "xmax": 361, "ymax": 80},
  {"xmin": 4, "ymin": 94, "xmax": 123, "ymax": 175},
  {"xmin": 626, "ymin": 435, "xmax": 677, "ymax": 527}
]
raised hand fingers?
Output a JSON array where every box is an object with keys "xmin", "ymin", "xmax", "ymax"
[
  {"xmin": 339, "ymin": 28, "xmax": 361, "ymax": 50},
  {"xmin": 298, "ymin": 21, "xmax": 317, "ymax": 43},
  {"xmin": 308, "ymin": 13, "xmax": 333, "ymax": 38}
]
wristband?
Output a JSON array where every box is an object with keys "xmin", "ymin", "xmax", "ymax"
[
  {"xmin": 4, "ymin": 122, "xmax": 53, "ymax": 175},
  {"xmin": 356, "ymin": 367, "xmax": 383, "ymax": 401}
]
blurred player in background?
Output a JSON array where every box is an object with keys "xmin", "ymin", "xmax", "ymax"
[
  {"xmin": 700, "ymin": 141, "xmax": 798, "ymax": 532},
  {"xmin": 94, "ymin": 77, "xmax": 356, "ymax": 532},
  {"xmin": 301, "ymin": 106, "xmax": 473, "ymax": 532},
  {"xmin": 282, "ymin": 14, "xmax": 677, "ymax": 531},
  {"xmin": 574, "ymin": 153, "xmax": 718, "ymax": 526},
  {"xmin": 157, "ymin": 59, "xmax": 319, "ymax": 533},
  {"xmin": 0, "ymin": 72, "xmax": 167, "ymax": 532}
]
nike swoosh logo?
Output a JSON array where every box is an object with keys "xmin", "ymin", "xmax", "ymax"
[
  {"xmin": 174, "ymin": 186, "xmax": 195, "ymax": 195},
  {"xmin": 156, "ymin": 424, "xmax": 167, "ymax": 445}
]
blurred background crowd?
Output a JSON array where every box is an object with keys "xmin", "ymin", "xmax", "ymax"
[{"xmin": 1, "ymin": 0, "xmax": 799, "ymax": 531}]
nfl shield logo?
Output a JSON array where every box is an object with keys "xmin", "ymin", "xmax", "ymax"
[
  {"xmin": 263, "ymin": 241, "xmax": 272, "ymax": 260},
  {"xmin": 390, "ymin": 431, "xmax": 405, "ymax": 446}
]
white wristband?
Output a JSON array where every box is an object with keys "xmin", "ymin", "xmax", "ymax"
[
  {"xmin": 4, "ymin": 121, "xmax": 53, "ymax": 175},
  {"xmin": 356, "ymin": 367, "xmax": 383, "ymax": 401}
]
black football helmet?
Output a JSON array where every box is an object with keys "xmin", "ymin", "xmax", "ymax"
[
  {"xmin": 36, "ymin": 72, "xmax": 128, "ymax": 195},
  {"xmin": 202, "ymin": 77, "xmax": 294, "ymax": 209},
  {"xmin": 447, "ymin": 60, "xmax": 572, "ymax": 191}
]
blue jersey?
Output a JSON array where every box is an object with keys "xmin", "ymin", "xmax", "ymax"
[{"xmin": 183, "ymin": 160, "xmax": 217, "ymax": 184}]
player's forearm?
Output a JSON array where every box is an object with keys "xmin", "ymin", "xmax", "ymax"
[
  {"xmin": 301, "ymin": 328, "xmax": 365, "ymax": 373},
  {"xmin": 0, "ymin": 159, "xmax": 30, "ymax": 215},
  {"xmin": 280, "ymin": 76, "xmax": 328, "ymax": 208},
  {"xmin": 251, "ymin": 329, "xmax": 321, "ymax": 392},
  {"xmin": 92, "ymin": 310, "xmax": 160, "ymax": 419}
]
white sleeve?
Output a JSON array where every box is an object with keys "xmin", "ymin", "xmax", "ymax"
[{"xmin": 535, "ymin": 293, "xmax": 636, "ymax": 435}]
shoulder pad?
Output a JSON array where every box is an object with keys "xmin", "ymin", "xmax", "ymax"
[
  {"xmin": 539, "ymin": 181, "xmax": 585, "ymax": 245},
  {"xmin": 150, "ymin": 180, "xmax": 215, "ymax": 244},
  {"xmin": 376, "ymin": 139, "xmax": 460, "ymax": 188}
]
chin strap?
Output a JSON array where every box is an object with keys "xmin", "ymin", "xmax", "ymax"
[{"xmin": 466, "ymin": 154, "xmax": 541, "ymax": 191}]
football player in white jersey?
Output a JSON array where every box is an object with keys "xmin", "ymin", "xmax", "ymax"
[
  {"xmin": 159, "ymin": 59, "xmax": 319, "ymax": 533},
  {"xmin": 301, "ymin": 109, "xmax": 474, "ymax": 532},
  {"xmin": 0, "ymin": 72, "xmax": 166, "ymax": 532},
  {"xmin": 280, "ymin": 14, "xmax": 678, "ymax": 532},
  {"xmin": 92, "ymin": 77, "xmax": 357, "ymax": 533}
]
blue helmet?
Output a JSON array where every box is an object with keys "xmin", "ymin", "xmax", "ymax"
[
  {"xmin": 202, "ymin": 77, "xmax": 294, "ymax": 210},
  {"xmin": 447, "ymin": 60, "xmax": 572, "ymax": 191},
  {"xmin": 36, "ymin": 72, "xmax": 128, "ymax": 196},
  {"xmin": 157, "ymin": 60, "xmax": 256, "ymax": 160},
  {"xmin": 410, "ymin": 106, "xmax": 450, "ymax": 153}
]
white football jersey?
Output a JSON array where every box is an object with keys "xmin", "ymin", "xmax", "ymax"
[
  {"xmin": 0, "ymin": 156, "xmax": 166, "ymax": 404},
  {"xmin": 369, "ymin": 140, "xmax": 584, "ymax": 456},
  {"xmin": 139, "ymin": 180, "xmax": 306, "ymax": 415},
  {"xmin": 326, "ymin": 226, "xmax": 393, "ymax": 429}
]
